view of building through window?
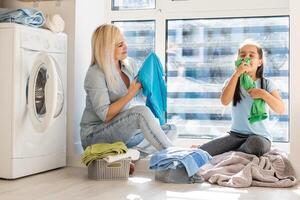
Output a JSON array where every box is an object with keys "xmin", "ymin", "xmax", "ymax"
[
  {"xmin": 113, "ymin": 21, "xmax": 155, "ymax": 66},
  {"xmin": 112, "ymin": 0, "xmax": 155, "ymax": 10}
]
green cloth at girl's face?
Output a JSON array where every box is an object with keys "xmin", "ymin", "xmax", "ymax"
[{"xmin": 235, "ymin": 58, "xmax": 268, "ymax": 124}]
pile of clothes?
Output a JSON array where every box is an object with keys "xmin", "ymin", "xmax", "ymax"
[
  {"xmin": 149, "ymin": 147, "xmax": 212, "ymax": 184},
  {"xmin": 0, "ymin": 8, "xmax": 65, "ymax": 32},
  {"xmin": 81, "ymin": 141, "xmax": 140, "ymax": 175}
]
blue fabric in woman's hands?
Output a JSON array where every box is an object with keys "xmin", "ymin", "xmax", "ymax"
[{"xmin": 137, "ymin": 52, "xmax": 167, "ymax": 125}]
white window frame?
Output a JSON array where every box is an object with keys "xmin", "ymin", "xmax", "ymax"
[{"xmin": 104, "ymin": 0, "xmax": 290, "ymax": 151}]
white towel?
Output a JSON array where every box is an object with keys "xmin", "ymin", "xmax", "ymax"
[
  {"xmin": 103, "ymin": 149, "xmax": 140, "ymax": 163},
  {"xmin": 44, "ymin": 14, "xmax": 65, "ymax": 33}
]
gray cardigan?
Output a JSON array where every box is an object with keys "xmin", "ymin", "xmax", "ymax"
[{"xmin": 80, "ymin": 58, "xmax": 140, "ymax": 139}]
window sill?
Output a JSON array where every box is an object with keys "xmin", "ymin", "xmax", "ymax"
[{"xmin": 173, "ymin": 138, "xmax": 290, "ymax": 154}]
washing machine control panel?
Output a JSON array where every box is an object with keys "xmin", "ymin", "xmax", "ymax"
[{"xmin": 20, "ymin": 28, "xmax": 67, "ymax": 53}]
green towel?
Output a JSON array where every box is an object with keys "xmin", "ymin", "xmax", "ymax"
[
  {"xmin": 235, "ymin": 58, "xmax": 267, "ymax": 123},
  {"xmin": 81, "ymin": 141, "xmax": 128, "ymax": 166}
]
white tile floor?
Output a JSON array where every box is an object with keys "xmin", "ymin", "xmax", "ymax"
[{"xmin": 0, "ymin": 167, "xmax": 299, "ymax": 200}]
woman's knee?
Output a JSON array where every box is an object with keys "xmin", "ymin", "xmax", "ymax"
[{"xmin": 130, "ymin": 105, "xmax": 153, "ymax": 118}]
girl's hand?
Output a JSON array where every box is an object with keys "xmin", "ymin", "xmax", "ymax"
[
  {"xmin": 248, "ymin": 88, "xmax": 266, "ymax": 99},
  {"xmin": 190, "ymin": 144, "xmax": 199, "ymax": 148},
  {"xmin": 235, "ymin": 62, "xmax": 250, "ymax": 77},
  {"xmin": 127, "ymin": 80, "xmax": 142, "ymax": 97}
]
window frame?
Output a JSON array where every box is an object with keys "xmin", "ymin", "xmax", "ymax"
[{"xmin": 111, "ymin": 0, "xmax": 156, "ymax": 11}]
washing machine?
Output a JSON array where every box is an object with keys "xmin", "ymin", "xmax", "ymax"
[{"xmin": 0, "ymin": 23, "xmax": 67, "ymax": 179}]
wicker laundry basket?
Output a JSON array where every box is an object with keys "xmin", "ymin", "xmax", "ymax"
[{"xmin": 88, "ymin": 158, "xmax": 130, "ymax": 180}]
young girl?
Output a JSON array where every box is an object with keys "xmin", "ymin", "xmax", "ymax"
[
  {"xmin": 80, "ymin": 24, "xmax": 174, "ymax": 151},
  {"xmin": 197, "ymin": 40, "xmax": 285, "ymax": 157}
]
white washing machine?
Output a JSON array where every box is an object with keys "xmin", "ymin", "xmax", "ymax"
[{"xmin": 0, "ymin": 23, "xmax": 67, "ymax": 179}]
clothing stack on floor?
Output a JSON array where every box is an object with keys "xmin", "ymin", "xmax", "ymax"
[
  {"xmin": 149, "ymin": 147, "xmax": 212, "ymax": 184},
  {"xmin": 198, "ymin": 149, "xmax": 297, "ymax": 188},
  {"xmin": 0, "ymin": 8, "xmax": 65, "ymax": 33},
  {"xmin": 81, "ymin": 142, "xmax": 139, "ymax": 180}
]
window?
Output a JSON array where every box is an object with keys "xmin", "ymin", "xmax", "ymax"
[
  {"xmin": 108, "ymin": 1, "xmax": 289, "ymax": 143},
  {"xmin": 166, "ymin": 17, "xmax": 289, "ymax": 142},
  {"xmin": 112, "ymin": 0, "xmax": 155, "ymax": 10},
  {"xmin": 113, "ymin": 21, "xmax": 155, "ymax": 66}
]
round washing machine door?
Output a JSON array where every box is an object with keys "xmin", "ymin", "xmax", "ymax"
[{"xmin": 27, "ymin": 53, "xmax": 64, "ymax": 132}]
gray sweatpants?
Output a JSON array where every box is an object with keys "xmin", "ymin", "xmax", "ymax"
[{"xmin": 199, "ymin": 131, "xmax": 271, "ymax": 157}]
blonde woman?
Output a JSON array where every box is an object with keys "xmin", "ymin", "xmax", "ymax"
[{"xmin": 80, "ymin": 24, "xmax": 175, "ymax": 151}]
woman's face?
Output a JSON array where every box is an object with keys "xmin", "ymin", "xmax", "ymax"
[
  {"xmin": 238, "ymin": 44, "xmax": 263, "ymax": 73},
  {"xmin": 114, "ymin": 34, "xmax": 128, "ymax": 61}
]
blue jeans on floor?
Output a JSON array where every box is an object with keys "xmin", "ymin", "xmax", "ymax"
[{"xmin": 81, "ymin": 105, "xmax": 173, "ymax": 150}]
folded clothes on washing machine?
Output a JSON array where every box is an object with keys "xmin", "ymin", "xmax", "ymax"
[{"xmin": 0, "ymin": 8, "xmax": 45, "ymax": 27}]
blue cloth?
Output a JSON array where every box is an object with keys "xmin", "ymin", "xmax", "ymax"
[
  {"xmin": 149, "ymin": 147, "xmax": 212, "ymax": 177},
  {"xmin": 125, "ymin": 132, "xmax": 144, "ymax": 148},
  {"xmin": 0, "ymin": 8, "xmax": 45, "ymax": 27},
  {"xmin": 223, "ymin": 77, "xmax": 278, "ymax": 141},
  {"xmin": 138, "ymin": 52, "xmax": 167, "ymax": 125}
]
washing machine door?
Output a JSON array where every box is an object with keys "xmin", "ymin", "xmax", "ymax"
[{"xmin": 28, "ymin": 53, "xmax": 64, "ymax": 132}]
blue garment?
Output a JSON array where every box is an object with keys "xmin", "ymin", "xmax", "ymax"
[
  {"xmin": 125, "ymin": 132, "xmax": 144, "ymax": 148},
  {"xmin": 223, "ymin": 77, "xmax": 278, "ymax": 141},
  {"xmin": 0, "ymin": 8, "xmax": 45, "ymax": 27},
  {"xmin": 138, "ymin": 52, "xmax": 167, "ymax": 125},
  {"xmin": 149, "ymin": 147, "xmax": 212, "ymax": 177}
]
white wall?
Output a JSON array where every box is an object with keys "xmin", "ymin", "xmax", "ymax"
[
  {"xmin": 1, "ymin": 0, "xmax": 105, "ymax": 167},
  {"xmin": 69, "ymin": 0, "xmax": 105, "ymax": 166},
  {"xmin": 289, "ymin": 0, "xmax": 300, "ymax": 178}
]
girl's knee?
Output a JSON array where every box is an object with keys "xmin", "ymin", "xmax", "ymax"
[{"xmin": 244, "ymin": 136, "xmax": 270, "ymax": 156}]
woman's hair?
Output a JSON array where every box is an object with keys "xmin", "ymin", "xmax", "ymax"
[
  {"xmin": 233, "ymin": 39, "xmax": 264, "ymax": 106},
  {"xmin": 90, "ymin": 24, "xmax": 123, "ymax": 92}
]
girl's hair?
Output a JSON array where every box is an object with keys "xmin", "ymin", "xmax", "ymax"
[
  {"xmin": 90, "ymin": 24, "xmax": 123, "ymax": 92},
  {"xmin": 233, "ymin": 40, "xmax": 264, "ymax": 106}
]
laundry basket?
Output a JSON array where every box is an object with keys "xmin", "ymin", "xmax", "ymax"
[{"xmin": 88, "ymin": 159, "xmax": 130, "ymax": 180}]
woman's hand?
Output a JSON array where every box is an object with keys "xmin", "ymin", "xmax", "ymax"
[
  {"xmin": 105, "ymin": 80, "xmax": 142, "ymax": 123},
  {"xmin": 248, "ymin": 88, "xmax": 266, "ymax": 99},
  {"xmin": 127, "ymin": 80, "xmax": 142, "ymax": 97}
]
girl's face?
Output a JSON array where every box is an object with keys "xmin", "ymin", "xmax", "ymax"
[
  {"xmin": 114, "ymin": 34, "xmax": 128, "ymax": 61},
  {"xmin": 238, "ymin": 44, "xmax": 263, "ymax": 73}
]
